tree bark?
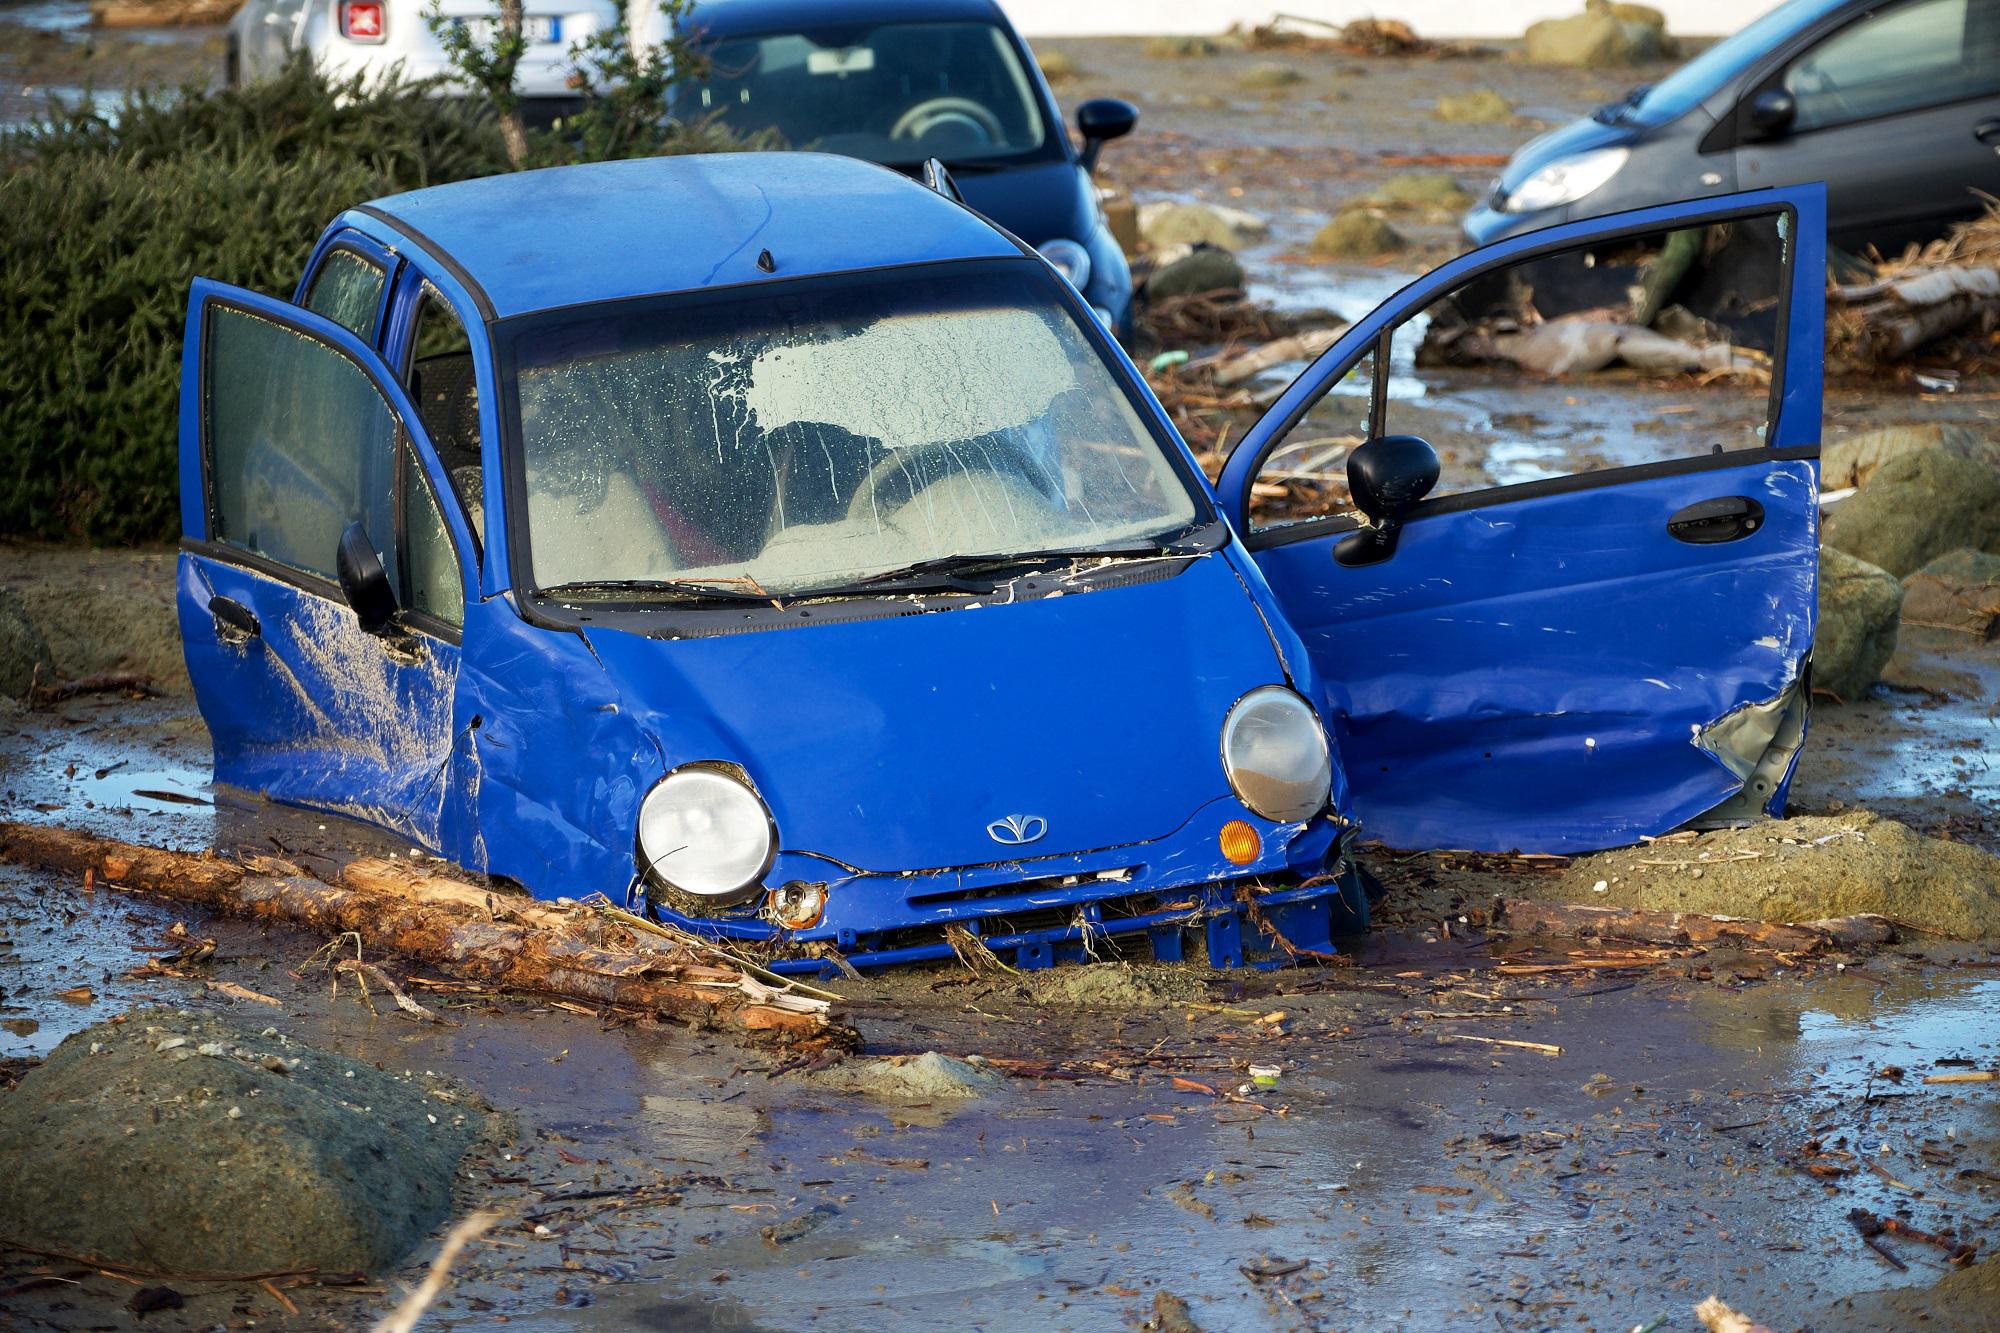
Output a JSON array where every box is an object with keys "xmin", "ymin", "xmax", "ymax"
[
  {"xmin": 0, "ymin": 822, "xmax": 856, "ymax": 1049},
  {"xmin": 497, "ymin": 0, "xmax": 529, "ymax": 167}
]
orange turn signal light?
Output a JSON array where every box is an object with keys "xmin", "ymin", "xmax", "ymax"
[{"xmin": 1219, "ymin": 820, "xmax": 1260, "ymax": 866}]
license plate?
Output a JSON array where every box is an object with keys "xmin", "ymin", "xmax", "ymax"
[{"xmin": 458, "ymin": 14, "xmax": 562, "ymax": 44}]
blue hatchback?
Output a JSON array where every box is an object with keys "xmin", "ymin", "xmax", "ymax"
[
  {"xmin": 176, "ymin": 152, "xmax": 1827, "ymax": 973},
  {"xmin": 671, "ymin": 0, "xmax": 1140, "ymax": 337}
]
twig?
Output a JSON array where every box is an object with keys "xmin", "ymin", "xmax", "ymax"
[
  {"xmin": 1924, "ymin": 1070, "xmax": 1996, "ymax": 1084},
  {"xmin": 1441, "ymin": 1033, "xmax": 1562, "ymax": 1057},
  {"xmin": 334, "ymin": 959, "xmax": 452, "ymax": 1024},
  {"xmin": 371, "ymin": 1211, "xmax": 500, "ymax": 1333},
  {"xmin": 0, "ymin": 1241, "xmax": 355, "ymax": 1285}
]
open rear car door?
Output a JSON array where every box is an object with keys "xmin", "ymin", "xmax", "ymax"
[{"xmin": 1218, "ymin": 185, "xmax": 1825, "ymax": 854}]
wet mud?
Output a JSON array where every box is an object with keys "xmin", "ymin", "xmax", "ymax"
[{"xmin": 3, "ymin": 28, "xmax": 1999, "ymax": 1332}]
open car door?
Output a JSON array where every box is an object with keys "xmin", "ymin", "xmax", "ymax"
[{"xmin": 1218, "ymin": 185, "xmax": 1825, "ymax": 854}]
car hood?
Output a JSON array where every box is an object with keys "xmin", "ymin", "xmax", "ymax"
[
  {"xmin": 1497, "ymin": 116, "xmax": 1636, "ymax": 195},
  {"xmin": 955, "ymin": 160, "xmax": 1094, "ymax": 249},
  {"xmin": 579, "ymin": 553, "xmax": 1285, "ymax": 873}
]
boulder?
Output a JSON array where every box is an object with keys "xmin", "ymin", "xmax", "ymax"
[
  {"xmin": 1145, "ymin": 244, "xmax": 1247, "ymax": 300},
  {"xmin": 1523, "ymin": 2, "xmax": 1671, "ymax": 67},
  {"xmin": 1143, "ymin": 35, "xmax": 1220, "ymax": 58},
  {"xmin": 1310, "ymin": 209, "xmax": 1406, "ymax": 259},
  {"xmin": 1901, "ymin": 548, "xmax": 2000, "ymax": 638},
  {"xmin": 0, "ymin": 586, "xmax": 55, "ymax": 701},
  {"xmin": 1434, "ymin": 89, "xmax": 1514, "ymax": 123},
  {"xmin": 1237, "ymin": 61, "xmax": 1304, "ymax": 90},
  {"xmin": 0, "ymin": 1009, "xmax": 491, "ymax": 1275},
  {"xmin": 1138, "ymin": 200, "xmax": 1270, "ymax": 253},
  {"xmin": 1821, "ymin": 441, "xmax": 2000, "ymax": 577},
  {"xmin": 1036, "ymin": 50, "xmax": 1081, "ymax": 84},
  {"xmin": 1820, "ymin": 422, "xmax": 2000, "ymax": 489},
  {"xmin": 1365, "ymin": 171, "xmax": 1474, "ymax": 218},
  {"xmin": 1816, "ymin": 546, "xmax": 1902, "ymax": 700}
]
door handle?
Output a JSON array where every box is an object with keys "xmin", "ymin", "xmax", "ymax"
[
  {"xmin": 1667, "ymin": 495, "xmax": 1764, "ymax": 544},
  {"xmin": 1975, "ymin": 119, "xmax": 2000, "ymax": 148},
  {"xmin": 209, "ymin": 594, "xmax": 261, "ymax": 644}
]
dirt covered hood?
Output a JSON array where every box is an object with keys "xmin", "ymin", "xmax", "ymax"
[{"xmin": 579, "ymin": 554, "xmax": 1287, "ymax": 872}]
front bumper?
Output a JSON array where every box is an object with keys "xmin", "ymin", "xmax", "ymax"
[{"xmin": 647, "ymin": 800, "xmax": 1361, "ymax": 974}]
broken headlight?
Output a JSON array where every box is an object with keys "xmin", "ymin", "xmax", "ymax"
[
  {"xmin": 636, "ymin": 766, "xmax": 774, "ymax": 908},
  {"xmin": 1221, "ymin": 686, "xmax": 1332, "ymax": 824}
]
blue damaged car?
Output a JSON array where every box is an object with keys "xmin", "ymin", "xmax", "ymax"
[{"xmin": 176, "ymin": 152, "xmax": 1827, "ymax": 972}]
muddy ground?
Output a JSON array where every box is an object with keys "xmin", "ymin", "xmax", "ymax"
[{"xmin": 4, "ymin": 22, "xmax": 2000, "ymax": 1333}]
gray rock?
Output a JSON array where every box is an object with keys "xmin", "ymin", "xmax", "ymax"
[
  {"xmin": 0, "ymin": 1009, "xmax": 493, "ymax": 1274},
  {"xmin": 1138, "ymin": 201, "xmax": 1270, "ymax": 253},
  {"xmin": 1816, "ymin": 546, "xmax": 1903, "ymax": 700},
  {"xmin": 803, "ymin": 1051, "xmax": 1004, "ymax": 1100},
  {"xmin": 0, "ymin": 586, "xmax": 55, "ymax": 701},
  {"xmin": 1145, "ymin": 244, "xmax": 1247, "ymax": 300},
  {"xmin": 1820, "ymin": 423, "xmax": 2000, "ymax": 489},
  {"xmin": 1822, "ymin": 441, "xmax": 2000, "ymax": 577},
  {"xmin": 1523, "ymin": 3, "xmax": 1670, "ymax": 67},
  {"xmin": 1901, "ymin": 548, "xmax": 2000, "ymax": 638},
  {"xmin": 1310, "ymin": 210, "xmax": 1407, "ymax": 259}
]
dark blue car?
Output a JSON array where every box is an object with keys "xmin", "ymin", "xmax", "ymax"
[
  {"xmin": 175, "ymin": 151, "xmax": 1827, "ymax": 974},
  {"xmin": 671, "ymin": 0, "xmax": 1140, "ymax": 336}
]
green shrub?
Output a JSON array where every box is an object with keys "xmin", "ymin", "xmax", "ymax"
[
  {"xmin": 0, "ymin": 56, "xmax": 759, "ymax": 543},
  {"xmin": 1, "ymin": 64, "xmax": 508, "ymax": 542}
]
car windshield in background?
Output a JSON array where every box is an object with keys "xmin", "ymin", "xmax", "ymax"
[
  {"xmin": 678, "ymin": 21, "xmax": 1054, "ymax": 167},
  {"xmin": 1604, "ymin": 0, "xmax": 1845, "ymax": 125},
  {"xmin": 504, "ymin": 264, "xmax": 1200, "ymax": 599}
]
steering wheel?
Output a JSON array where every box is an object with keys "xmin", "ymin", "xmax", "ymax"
[
  {"xmin": 889, "ymin": 97, "xmax": 1004, "ymax": 146},
  {"xmin": 844, "ymin": 438, "xmax": 1045, "ymax": 529}
]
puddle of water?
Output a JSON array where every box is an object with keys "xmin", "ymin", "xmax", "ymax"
[{"xmin": 0, "ymin": 0, "xmax": 90, "ymax": 32}]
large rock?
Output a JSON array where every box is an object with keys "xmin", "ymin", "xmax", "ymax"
[
  {"xmin": 1138, "ymin": 200, "xmax": 1270, "ymax": 253},
  {"xmin": 1820, "ymin": 423, "xmax": 2000, "ymax": 489},
  {"xmin": 1821, "ymin": 440, "xmax": 2000, "ymax": 577},
  {"xmin": 1145, "ymin": 244, "xmax": 1246, "ymax": 300},
  {"xmin": 1310, "ymin": 209, "xmax": 1406, "ymax": 259},
  {"xmin": 1237, "ymin": 60, "xmax": 1303, "ymax": 90},
  {"xmin": 1523, "ymin": 0, "xmax": 1672, "ymax": 67},
  {"xmin": 1434, "ymin": 90, "xmax": 1514, "ymax": 123},
  {"xmin": 1901, "ymin": 548, "xmax": 2000, "ymax": 638},
  {"xmin": 0, "ymin": 1009, "xmax": 491, "ymax": 1274},
  {"xmin": 0, "ymin": 586, "xmax": 55, "ymax": 701},
  {"xmin": 1816, "ymin": 545, "xmax": 1902, "ymax": 699}
]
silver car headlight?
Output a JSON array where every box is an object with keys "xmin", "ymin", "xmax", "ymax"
[
  {"xmin": 1038, "ymin": 238, "xmax": 1092, "ymax": 290},
  {"xmin": 1502, "ymin": 146, "xmax": 1629, "ymax": 214},
  {"xmin": 636, "ymin": 766, "xmax": 774, "ymax": 906},
  {"xmin": 1221, "ymin": 686, "xmax": 1332, "ymax": 823}
]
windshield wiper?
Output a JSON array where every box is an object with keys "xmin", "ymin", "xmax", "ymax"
[
  {"xmin": 536, "ymin": 579, "xmax": 784, "ymax": 605},
  {"xmin": 1593, "ymin": 83, "xmax": 1653, "ymax": 123},
  {"xmin": 820, "ymin": 519, "xmax": 1230, "ymax": 595}
]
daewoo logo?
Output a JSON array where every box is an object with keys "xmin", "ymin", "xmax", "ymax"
[{"xmin": 986, "ymin": 814, "xmax": 1047, "ymax": 846}]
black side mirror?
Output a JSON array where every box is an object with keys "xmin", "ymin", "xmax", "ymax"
[
  {"xmin": 1336, "ymin": 435, "xmax": 1440, "ymax": 567},
  {"xmin": 1748, "ymin": 89, "xmax": 1795, "ymax": 138},
  {"xmin": 1076, "ymin": 97, "xmax": 1138, "ymax": 173},
  {"xmin": 336, "ymin": 520, "xmax": 399, "ymax": 635}
]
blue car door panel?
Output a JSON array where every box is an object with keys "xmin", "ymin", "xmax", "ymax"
[
  {"xmin": 1221, "ymin": 186, "xmax": 1826, "ymax": 854},
  {"xmin": 177, "ymin": 279, "xmax": 477, "ymax": 851}
]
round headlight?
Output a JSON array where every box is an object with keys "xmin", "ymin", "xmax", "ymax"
[
  {"xmin": 636, "ymin": 767, "xmax": 774, "ymax": 907},
  {"xmin": 1038, "ymin": 237, "xmax": 1092, "ymax": 290},
  {"xmin": 1221, "ymin": 686, "xmax": 1331, "ymax": 823}
]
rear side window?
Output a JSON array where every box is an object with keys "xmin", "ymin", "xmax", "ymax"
[
  {"xmin": 303, "ymin": 249, "xmax": 387, "ymax": 340},
  {"xmin": 206, "ymin": 307, "xmax": 400, "ymax": 582},
  {"xmin": 1784, "ymin": 0, "xmax": 2000, "ymax": 131}
]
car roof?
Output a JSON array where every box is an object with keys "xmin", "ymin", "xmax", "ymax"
[
  {"xmin": 355, "ymin": 152, "xmax": 1023, "ymax": 320},
  {"xmin": 684, "ymin": 0, "xmax": 1010, "ymax": 37}
]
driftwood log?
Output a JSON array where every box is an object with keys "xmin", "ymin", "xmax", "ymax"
[
  {"xmin": 1495, "ymin": 899, "xmax": 1896, "ymax": 953},
  {"xmin": 0, "ymin": 821, "xmax": 856, "ymax": 1050}
]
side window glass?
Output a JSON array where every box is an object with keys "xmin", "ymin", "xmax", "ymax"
[
  {"xmin": 1250, "ymin": 215, "xmax": 1787, "ymax": 529},
  {"xmin": 1784, "ymin": 0, "xmax": 1996, "ymax": 132},
  {"xmin": 303, "ymin": 249, "xmax": 386, "ymax": 340},
  {"xmin": 206, "ymin": 307, "xmax": 398, "ymax": 581},
  {"xmin": 401, "ymin": 448, "xmax": 464, "ymax": 629},
  {"xmin": 407, "ymin": 288, "xmax": 485, "ymax": 544},
  {"xmin": 1248, "ymin": 347, "xmax": 1376, "ymax": 532}
]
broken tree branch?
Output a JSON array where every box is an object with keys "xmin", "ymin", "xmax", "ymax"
[
  {"xmin": 0, "ymin": 822, "xmax": 856, "ymax": 1050},
  {"xmin": 1495, "ymin": 901, "xmax": 1895, "ymax": 953}
]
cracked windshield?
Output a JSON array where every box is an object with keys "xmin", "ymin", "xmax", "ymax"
[{"xmin": 510, "ymin": 266, "xmax": 1198, "ymax": 595}]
